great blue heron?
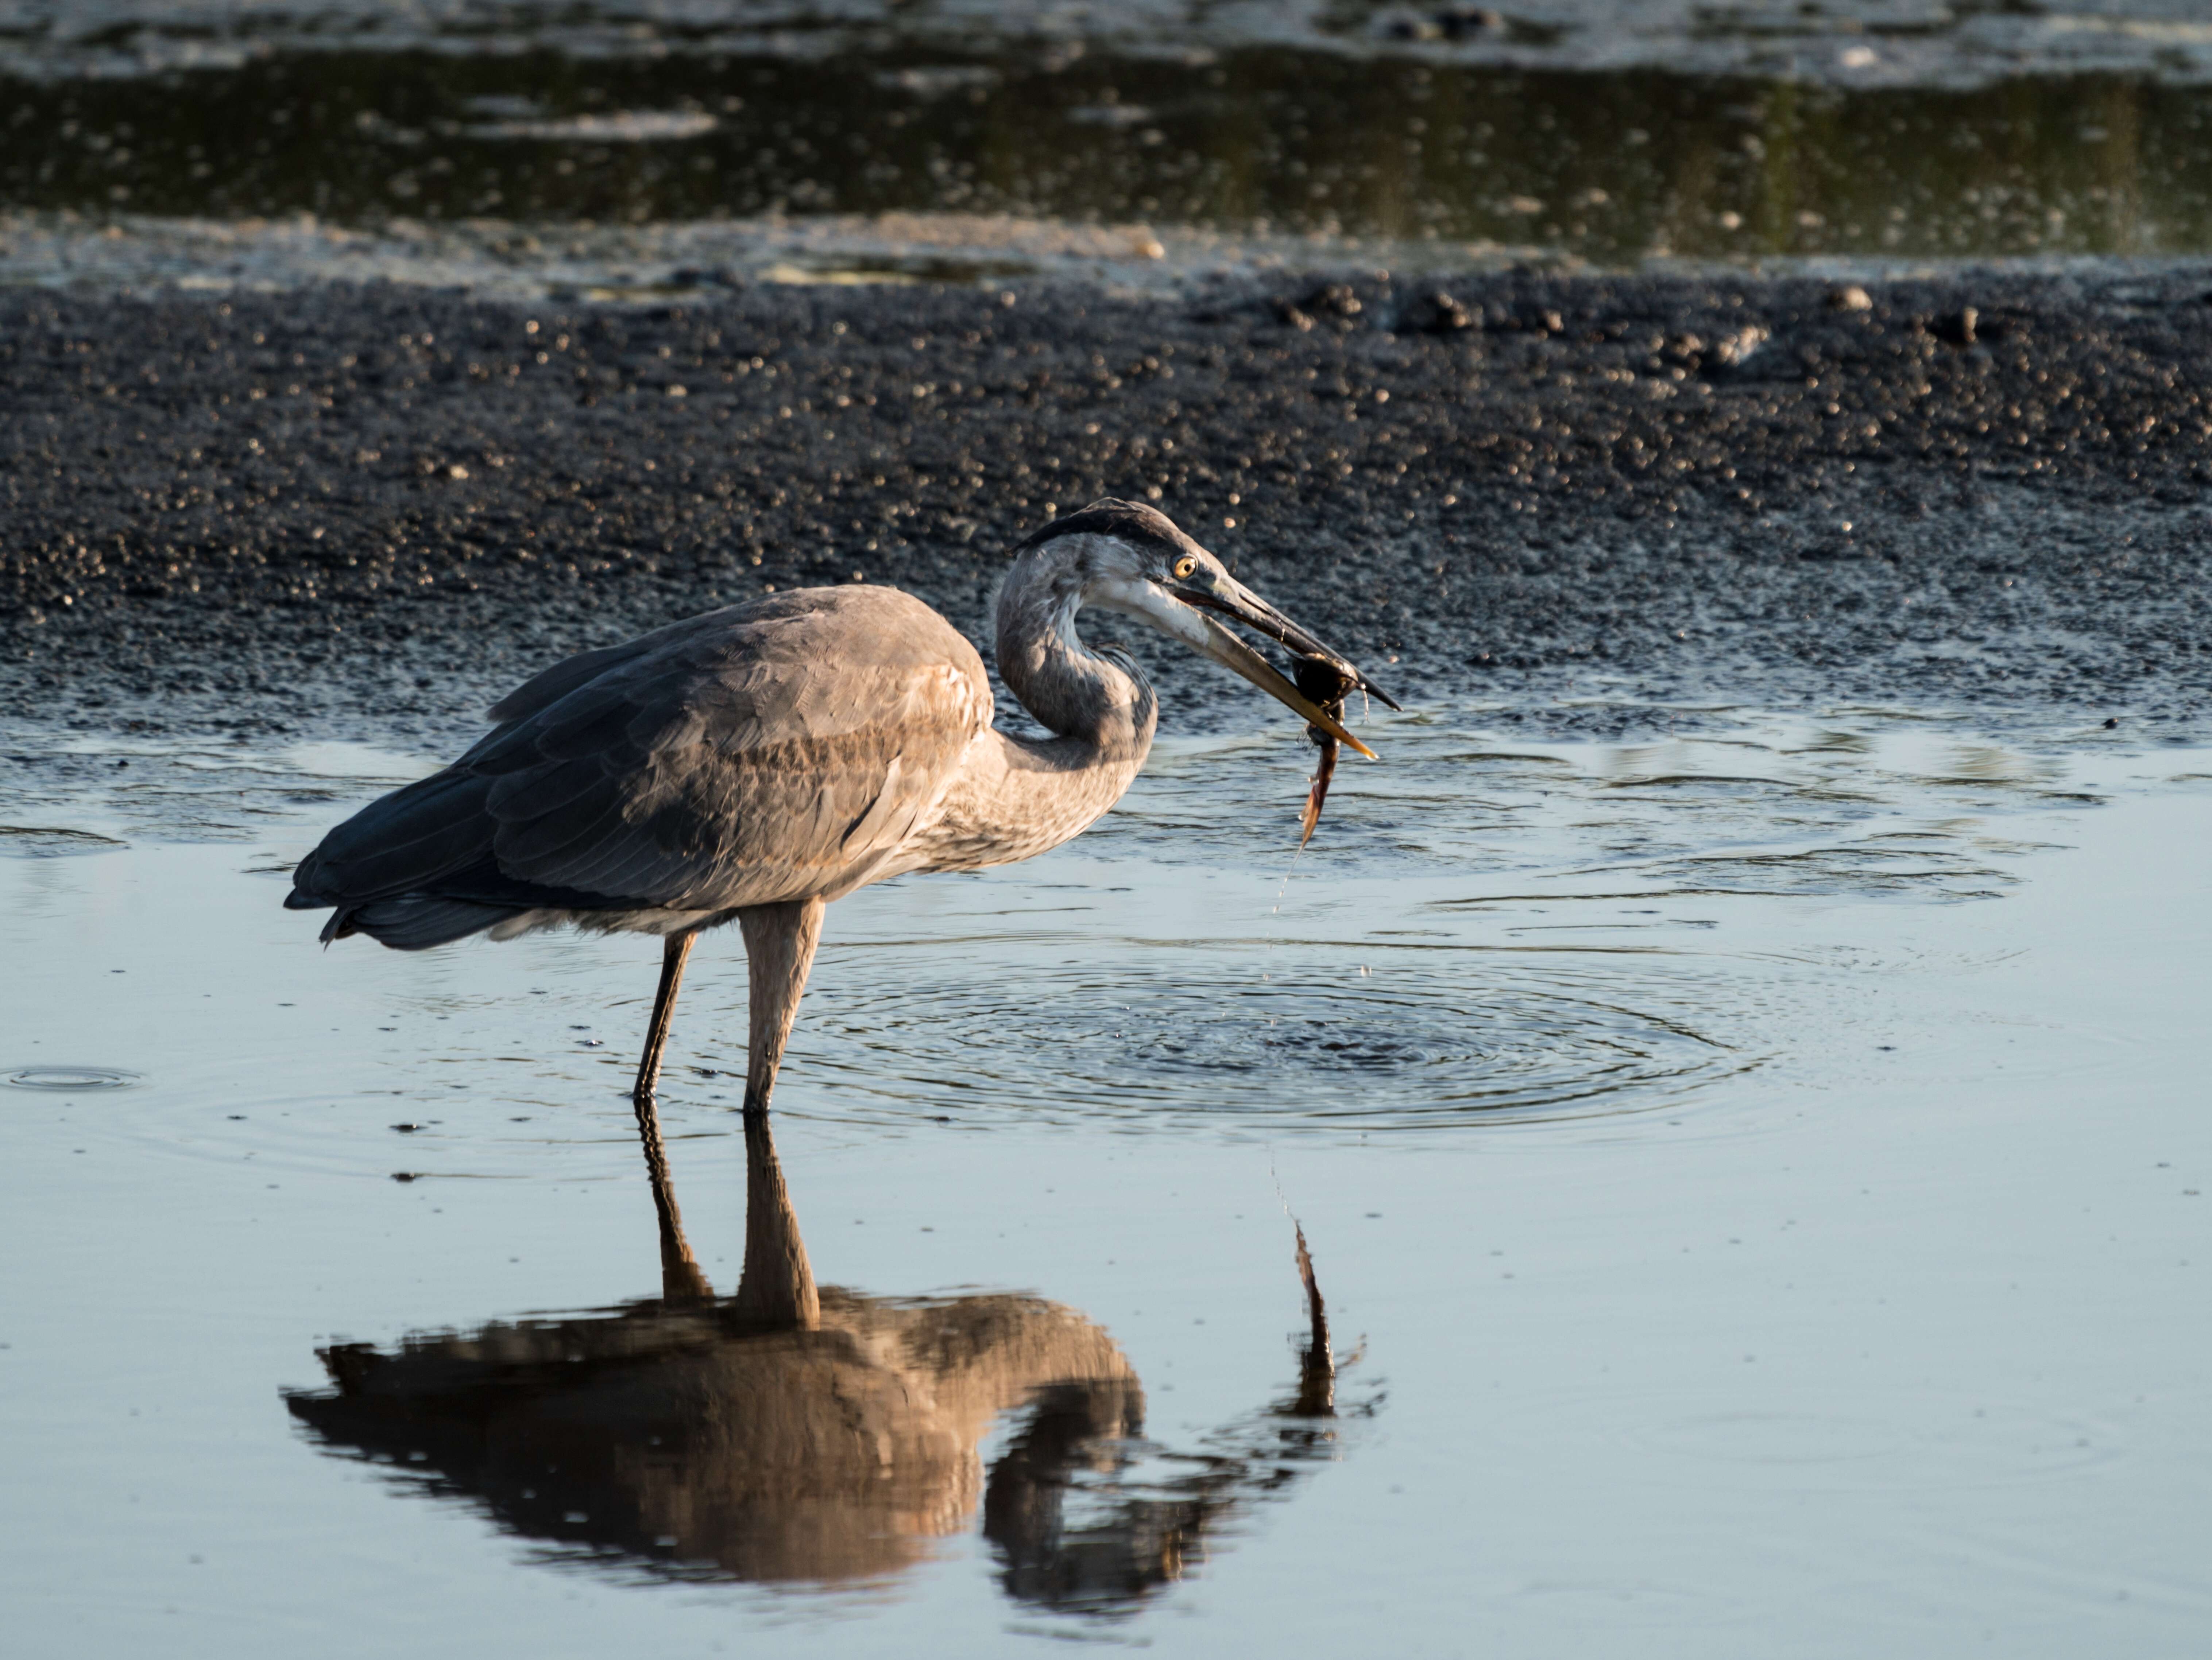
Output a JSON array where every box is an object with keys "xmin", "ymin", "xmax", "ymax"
[{"xmin": 285, "ymin": 500, "xmax": 1391, "ymax": 1150}]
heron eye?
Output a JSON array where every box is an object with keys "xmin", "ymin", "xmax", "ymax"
[{"xmin": 1173, "ymin": 557, "xmax": 1198, "ymax": 580}]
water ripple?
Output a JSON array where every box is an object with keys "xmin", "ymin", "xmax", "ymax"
[
  {"xmin": 4, "ymin": 1064, "xmax": 142, "ymax": 1091},
  {"xmin": 790, "ymin": 949, "xmax": 1755, "ymax": 1132}
]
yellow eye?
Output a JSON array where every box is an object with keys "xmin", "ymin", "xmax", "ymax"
[{"xmin": 1173, "ymin": 557, "xmax": 1198, "ymax": 579}]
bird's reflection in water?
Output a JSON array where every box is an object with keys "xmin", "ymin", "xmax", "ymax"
[
  {"xmin": 285, "ymin": 1113, "xmax": 1358, "ymax": 1613},
  {"xmin": 986, "ymin": 1221, "xmax": 1346, "ymax": 1614}
]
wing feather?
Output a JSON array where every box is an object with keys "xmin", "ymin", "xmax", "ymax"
[
  {"xmin": 289, "ymin": 771, "xmax": 494, "ymax": 901},
  {"xmin": 288, "ymin": 587, "xmax": 993, "ymax": 931},
  {"xmin": 485, "ymin": 756, "xmax": 619, "ymax": 827}
]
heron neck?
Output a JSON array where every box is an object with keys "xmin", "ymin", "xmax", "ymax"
[{"xmin": 993, "ymin": 548, "xmax": 1159, "ymax": 762}]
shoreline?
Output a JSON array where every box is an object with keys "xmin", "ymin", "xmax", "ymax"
[{"xmin": 4, "ymin": 266, "xmax": 2209, "ymax": 750}]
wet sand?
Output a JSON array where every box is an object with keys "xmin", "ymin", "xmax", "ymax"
[{"xmin": 5, "ymin": 267, "xmax": 2210, "ymax": 747}]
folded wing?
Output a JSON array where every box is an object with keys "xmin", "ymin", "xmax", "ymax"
[{"xmin": 287, "ymin": 589, "xmax": 992, "ymax": 949}]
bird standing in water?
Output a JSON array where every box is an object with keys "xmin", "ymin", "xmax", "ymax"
[{"xmin": 286, "ymin": 501, "xmax": 1391, "ymax": 1165}]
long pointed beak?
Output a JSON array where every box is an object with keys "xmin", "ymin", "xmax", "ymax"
[
  {"xmin": 1173, "ymin": 573, "xmax": 1403, "ymax": 713},
  {"xmin": 1084, "ymin": 569, "xmax": 1387, "ymax": 757},
  {"xmin": 1190, "ymin": 615, "xmax": 1378, "ymax": 759}
]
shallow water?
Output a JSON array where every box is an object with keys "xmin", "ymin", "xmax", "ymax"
[
  {"xmin": 15, "ymin": 3, "xmax": 2212, "ymax": 293},
  {"xmin": 2, "ymin": 698, "xmax": 2208, "ymax": 1653},
  {"xmin": 15, "ymin": 42, "xmax": 2212, "ymax": 264}
]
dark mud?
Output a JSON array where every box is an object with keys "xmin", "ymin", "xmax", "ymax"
[{"xmin": 4, "ymin": 266, "xmax": 2210, "ymax": 749}]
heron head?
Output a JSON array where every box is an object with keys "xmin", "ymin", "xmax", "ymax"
[{"xmin": 1011, "ymin": 498, "xmax": 1396, "ymax": 757}]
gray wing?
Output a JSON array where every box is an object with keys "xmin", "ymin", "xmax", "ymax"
[
  {"xmin": 483, "ymin": 605, "xmax": 743, "ymax": 725},
  {"xmin": 288, "ymin": 588, "xmax": 992, "ymax": 945}
]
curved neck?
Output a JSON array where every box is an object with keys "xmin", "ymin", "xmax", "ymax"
[{"xmin": 993, "ymin": 539, "xmax": 1159, "ymax": 761}]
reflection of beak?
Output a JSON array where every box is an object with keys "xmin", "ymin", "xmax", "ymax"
[
  {"xmin": 1191, "ymin": 616, "xmax": 1377, "ymax": 759},
  {"xmin": 1172, "ymin": 572, "xmax": 1402, "ymax": 714}
]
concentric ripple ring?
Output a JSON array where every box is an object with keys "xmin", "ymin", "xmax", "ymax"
[
  {"xmin": 791, "ymin": 949, "xmax": 1753, "ymax": 1131},
  {"xmin": 5, "ymin": 1065, "xmax": 142, "ymax": 1092}
]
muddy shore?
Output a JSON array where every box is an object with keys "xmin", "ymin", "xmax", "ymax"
[{"xmin": 4, "ymin": 267, "xmax": 2209, "ymax": 750}]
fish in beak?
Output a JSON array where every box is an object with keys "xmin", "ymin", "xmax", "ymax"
[
  {"xmin": 1166, "ymin": 565, "xmax": 1398, "ymax": 760},
  {"xmin": 1292, "ymin": 655, "xmax": 1357, "ymax": 848},
  {"xmin": 1042, "ymin": 497, "xmax": 1393, "ymax": 762}
]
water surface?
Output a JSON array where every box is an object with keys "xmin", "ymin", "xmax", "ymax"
[
  {"xmin": 1, "ymin": 698, "xmax": 2207, "ymax": 1652},
  {"xmin": 14, "ymin": 3, "xmax": 2212, "ymax": 291}
]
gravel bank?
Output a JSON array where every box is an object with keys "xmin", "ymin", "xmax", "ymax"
[{"xmin": 4, "ymin": 268, "xmax": 2209, "ymax": 748}]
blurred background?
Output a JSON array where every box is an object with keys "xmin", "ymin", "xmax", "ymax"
[{"xmin": 7, "ymin": 0, "xmax": 2212, "ymax": 291}]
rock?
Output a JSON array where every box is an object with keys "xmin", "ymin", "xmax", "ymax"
[
  {"xmin": 1437, "ymin": 6, "xmax": 1507, "ymax": 39},
  {"xmin": 1930, "ymin": 306, "xmax": 1980, "ymax": 346},
  {"xmin": 1277, "ymin": 282, "xmax": 1363, "ymax": 330},
  {"xmin": 1703, "ymin": 324, "xmax": 1768, "ymax": 370},
  {"xmin": 1400, "ymin": 290, "xmax": 1476, "ymax": 334}
]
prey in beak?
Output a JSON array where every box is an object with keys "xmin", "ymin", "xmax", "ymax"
[
  {"xmin": 1292, "ymin": 655, "xmax": 1357, "ymax": 849},
  {"xmin": 1183, "ymin": 609, "xmax": 1379, "ymax": 760},
  {"xmin": 1151, "ymin": 535, "xmax": 1396, "ymax": 846},
  {"xmin": 1023, "ymin": 499, "xmax": 1395, "ymax": 812},
  {"xmin": 1164, "ymin": 559, "xmax": 1397, "ymax": 763}
]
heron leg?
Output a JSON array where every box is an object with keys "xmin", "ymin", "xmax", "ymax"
[
  {"xmin": 725, "ymin": 897, "xmax": 824, "ymax": 1327},
  {"xmin": 633, "ymin": 932, "xmax": 710, "ymax": 1302},
  {"xmin": 634, "ymin": 931, "xmax": 696, "ymax": 1104},
  {"xmin": 735, "ymin": 896, "xmax": 826, "ymax": 1121}
]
